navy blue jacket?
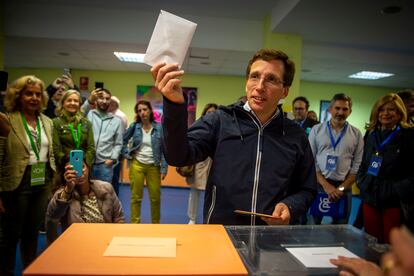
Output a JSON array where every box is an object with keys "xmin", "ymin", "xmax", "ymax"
[
  {"xmin": 357, "ymin": 127, "xmax": 414, "ymax": 208},
  {"xmin": 162, "ymin": 99, "xmax": 317, "ymax": 225}
]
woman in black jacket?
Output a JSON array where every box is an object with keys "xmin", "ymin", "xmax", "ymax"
[{"xmin": 357, "ymin": 93, "xmax": 414, "ymax": 243}]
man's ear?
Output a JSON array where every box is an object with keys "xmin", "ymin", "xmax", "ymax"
[{"xmin": 282, "ymin": 86, "xmax": 290, "ymax": 98}]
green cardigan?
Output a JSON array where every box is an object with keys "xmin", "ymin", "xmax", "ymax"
[{"xmin": 52, "ymin": 113, "xmax": 95, "ymax": 169}]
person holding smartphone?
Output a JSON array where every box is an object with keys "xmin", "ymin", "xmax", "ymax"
[
  {"xmin": 44, "ymin": 70, "xmax": 77, "ymax": 119},
  {"xmin": 81, "ymin": 88, "xmax": 123, "ymax": 186},
  {"xmin": 0, "ymin": 76, "xmax": 56, "ymax": 274},
  {"xmin": 52, "ymin": 90, "xmax": 95, "ymax": 170},
  {"xmin": 46, "ymin": 156, "xmax": 124, "ymax": 235}
]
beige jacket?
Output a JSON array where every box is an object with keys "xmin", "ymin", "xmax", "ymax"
[
  {"xmin": 46, "ymin": 180, "xmax": 125, "ymax": 231},
  {"xmin": 186, "ymin": 157, "xmax": 212, "ymax": 190},
  {"xmin": 0, "ymin": 111, "xmax": 56, "ymax": 192}
]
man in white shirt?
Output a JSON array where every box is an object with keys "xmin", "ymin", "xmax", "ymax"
[{"xmin": 308, "ymin": 93, "xmax": 363, "ymax": 224}]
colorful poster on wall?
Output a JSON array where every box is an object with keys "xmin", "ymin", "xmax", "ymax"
[
  {"xmin": 319, "ymin": 100, "xmax": 331, "ymax": 123},
  {"xmin": 136, "ymin": 85, "xmax": 197, "ymax": 126}
]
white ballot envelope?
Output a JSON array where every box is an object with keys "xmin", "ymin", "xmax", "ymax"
[
  {"xmin": 286, "ymin": 247, "xmax": 359, "ymax": 268},
  {"xmin": 103, "ymin": 236, "xmax": 177, "ymax": 258},
  {"xmin": 144, "ymin": 10, "xmax": 197, "ymax": 68}
]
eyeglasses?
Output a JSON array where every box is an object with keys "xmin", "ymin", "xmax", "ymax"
[{"xmin": 248, "ymin": 73, "xmax": 285, "ymax": 87}]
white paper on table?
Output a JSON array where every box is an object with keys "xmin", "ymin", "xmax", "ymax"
[
  {"xmin": 103, "ymin": 237, "xmax": 177, "ymax": 258},
  {"xmin": 286, "ymin": 247, "xmax": 359, "ymax": 268},
  {"xmin": 144, "ymin": 10, "xmax": 197, "ymax": 68}
]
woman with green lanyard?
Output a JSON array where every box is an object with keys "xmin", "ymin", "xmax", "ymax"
[
  {"xmin": 52, "ymin": 89, "xmax": 95, "ymax": 171},
  {"xmin": 0, "ymin": 75, "xmax": 56, "ymax": 274},
  {"xmin": 47, "ymin": 90, "xmax": 95, "ymax": 244}
]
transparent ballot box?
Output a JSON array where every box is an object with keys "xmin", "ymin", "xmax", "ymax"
[{"xmin": 225, "ymin": 225, "xmax": 386, "ymax": 276}]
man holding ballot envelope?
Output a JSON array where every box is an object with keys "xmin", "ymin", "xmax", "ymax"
[{"xmin": 151, "ymin": 49, "xmax": 317, "ymax": 225}]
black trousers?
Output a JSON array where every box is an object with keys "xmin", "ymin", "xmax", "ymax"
[{"xmin": 0, "ymin": 165, "xmax": 51, "ymax": 275}]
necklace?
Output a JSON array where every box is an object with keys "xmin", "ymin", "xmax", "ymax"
[{"xmin": 142, "ymin": 123, "xmax": 152, "ymax": 133}]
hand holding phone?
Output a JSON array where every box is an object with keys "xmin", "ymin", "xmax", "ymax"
[
  {"xmin": 63, "ymin": 68, "xmax": 71, "ymax": 76},
  {"xmin": 95, "ymin": 82, "xmax": 104, "ymax": 89},
  {"xmin": 70, "ymin": 150, "xmax": 84, "ymax": 177}
]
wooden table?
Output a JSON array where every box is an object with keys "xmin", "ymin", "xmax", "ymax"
[{"xmin": 24, "ymin": 223, "xmax": 247, "ymax": 275}]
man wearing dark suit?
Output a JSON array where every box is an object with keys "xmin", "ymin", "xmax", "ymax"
[{"xmin": 292, "ymin": 96, "xmax": 318, "ymax": 136}]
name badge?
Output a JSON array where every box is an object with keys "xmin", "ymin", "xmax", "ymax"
[
  {"xmin": 326, "ymin": 154, "xmax": 338, "ymax": 171},
  {"xmin": 367, "ymin": 155, "xmax": 382, "ymax": 176},
  {"xmin": 31, "ymin": 162, "xmax": 46, "ymax": 186}
]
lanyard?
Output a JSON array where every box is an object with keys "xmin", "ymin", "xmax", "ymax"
[
  {"xmin": 69, "ymin": 123, "xmax": 82, "ymax": 149},
  {"xmin": 373, "ymin": 125, "xmax": 400, "ymax": 153},
  {"xmin": 21, "ymin": 112, "xmax": 41, "ymax": 161},
  {"xmin": 327, "ymin": 121, "xmax": 348, "ymax": 151}
]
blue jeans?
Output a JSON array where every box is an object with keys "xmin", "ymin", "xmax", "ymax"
[
  {"xmin": 91, "ymin": 162, "xmax": 114, "ymax": 184},
  {"xmin": 111, "ymin": 160, "xmax": 121, "ymax": 195}
]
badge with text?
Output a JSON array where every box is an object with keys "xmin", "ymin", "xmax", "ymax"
[
  {"xmin": 367, "ymin": 155, "xmax": 382, "ymax": 176},
  {"xmin": 325, "ymin": 154, "xmax": 338, "ymax": 171},
  {"xmin": 31, "ymin": 162, "xmax": 46, "ymax": 186}
]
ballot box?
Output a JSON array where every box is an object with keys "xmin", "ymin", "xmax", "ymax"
[{"xmin": 225, "ymin": 224, "xmax": 386, "ymax": 276}]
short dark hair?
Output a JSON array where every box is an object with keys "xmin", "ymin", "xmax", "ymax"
[
  {"xmin": 134, "ymin": 100, "xmax": 154, "ymax": 123},
  {"xmin": 245, "ymin": 49, "xmax": 295, "ymax": 87},
  {"xmin": 397, "ymin": 89, "xmax": 414, "ymax": 104},
  {"xmin": 98, "ymin": 88, "xmax": 111, "ymax": 97},
  {"xmin": 292, "ymin": 96, "xmax": 310, "ymax": 110},
  {"xmin": 201, "ymin": 103, "xmax": 218, "ymax": 116},
  {"xmin": 330, "ymin": 93, "xmax": 352, "ymax": 109}
]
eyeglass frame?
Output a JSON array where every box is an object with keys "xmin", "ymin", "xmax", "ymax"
[{"xmin": 247, "ymin": 72, "xmax": 285, "ymax": 88}]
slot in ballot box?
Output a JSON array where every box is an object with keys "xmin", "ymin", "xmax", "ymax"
[{"xmin": 24, "ymin": 223, "xmax": 247, "ymax": 275}]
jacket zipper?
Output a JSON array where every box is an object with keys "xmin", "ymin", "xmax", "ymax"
[
  {"xmin": 206, "ymin": 185, "xmax": 217, "ymax": 224},
  {"xmin": 250, "ymin": 118, "xmax": 262, "ymax": 226},
  {"xmin": 241, "ymin": 109, "xmax": 277, "ymax": 226}
]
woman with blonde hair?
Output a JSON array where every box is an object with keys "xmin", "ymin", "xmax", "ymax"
[
  {"xmin": 357, "ymin": 93, "xmax": 414, "ymax": 243},
  {"xmin": 0, "ymin": 75, "xmax": 56, "ymax": 274},
  {"xmin": 52, "ymin": 89, "xmax": 95, "ymax": 169},
  {"xmin": 46, "ymin": 89, "xmax": 95, "ymax": 245}
]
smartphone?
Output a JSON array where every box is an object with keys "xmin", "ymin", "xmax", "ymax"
[
  {"xmin": 70, "ymin": 150, "xmax": 84, "ymax": 177},
  {"xmin": 63, "ymin": 68, "xmax": 71, "ymax": 76},
  {"xmin": 234, "ymin": 209, "xmax": 276, "ymax": 219},
  {"xmin": 95, "ymin": 82, "xmax": 104, "ymax": 89}
]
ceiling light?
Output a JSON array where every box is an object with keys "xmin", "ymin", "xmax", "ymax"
[
  {"xmin": 114, "ymin": 52, "xmax": 145, "ymax": 63},
  {"xmin": 348, "ymin": 71, "xmax": 394, "ymax": 80}
]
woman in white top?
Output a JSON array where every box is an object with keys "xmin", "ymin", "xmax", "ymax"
[{"xmin": 123, "ymin": 100, "xmax": 168, "ymax": 223}]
